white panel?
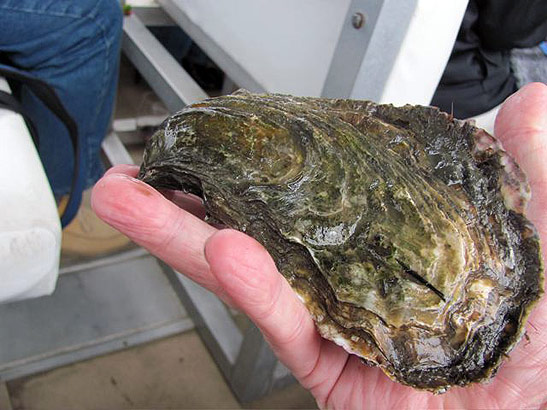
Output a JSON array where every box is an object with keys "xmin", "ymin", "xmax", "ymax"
[
  {"xmin": 173, "ymin": 0, "xmax": 350, "ymax": 96},
  {"xmin": 375, "ymin": 0, "xmax": 468, "ymax": 105}
]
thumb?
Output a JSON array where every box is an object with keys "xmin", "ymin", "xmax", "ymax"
[
  {"xmin": 204, "ymin": 229, "xmax": 323, "ymax": 380},
  {"xmin": 91, "ymin": 172, "xmax": 219, "ymax": 291},
  {"xmin": 494, "ymin": 82, "xmax": 547, "ymax": 242}
]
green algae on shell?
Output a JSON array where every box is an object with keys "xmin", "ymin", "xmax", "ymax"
[{"xmin": 138, "ymin": 91, "xmax": 544, "ymax": 393}]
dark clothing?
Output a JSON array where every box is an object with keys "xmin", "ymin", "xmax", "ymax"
[{"xmin": 431, "ymin": 0, "xmax": 547, "ymax": 118}]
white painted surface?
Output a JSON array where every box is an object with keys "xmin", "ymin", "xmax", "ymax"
[
  {"xmin": 128, "ymin": 0, "xmax": 159, "ymax": 6},
  {"xmin": 170, "ymin": 0, "xmax": 467, "ymax": 105},
  {"xmin": 0, "ymin": 78, "xmax": 60, "ymax": 303},
  {"xmin": 170, "ymin": 1, "xmax": 467, "ymax": 103},
  {"xmin": 373, "ymin": 0, "xmax": 468, "ymax": 105},
  {"xmin": 171, "ymin": 0, "xmax": 350, "ymax": 96}
]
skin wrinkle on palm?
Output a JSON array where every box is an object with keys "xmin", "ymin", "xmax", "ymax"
[{"xmin": 92, "ymin": 83, "xmax": 547, "ymax": 409}]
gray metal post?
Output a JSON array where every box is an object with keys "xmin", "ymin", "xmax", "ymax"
[
  {"xmin": 229, "ymin": 325, "xmax": 280, "ymax": 402},
  {"xmin": 322, "ymin": 0, "xmax": 420, "ymax": 101},
  {"xmin": 322, "ymin": 0, "xmax": 385, "ymax": 98}
]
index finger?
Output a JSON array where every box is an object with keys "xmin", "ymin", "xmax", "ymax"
[{"xmin": 91, "ymin": 171, "xmax": 221, "ymax": 293}]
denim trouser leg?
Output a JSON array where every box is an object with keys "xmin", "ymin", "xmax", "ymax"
[{"xmin": 0, "ymin": 0, "xmax": 123, "ymax": 195}]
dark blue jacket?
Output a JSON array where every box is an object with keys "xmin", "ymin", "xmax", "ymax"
[{"xmin": 431, "ymin": 0, "xmax": 547, "ymax": 118}]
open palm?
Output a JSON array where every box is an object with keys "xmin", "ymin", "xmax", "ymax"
[{"xmin": 92, "ymin": 83, "xmax": 547, "ymax": 409}]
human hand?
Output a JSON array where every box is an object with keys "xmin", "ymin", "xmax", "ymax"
[{"xmin": 92, "ymin": 83, "xmax": 547, "ymax": 409}]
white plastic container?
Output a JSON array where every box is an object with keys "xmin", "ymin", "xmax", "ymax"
[{"xmin": 0, "ymin": 79, "xmax": 61, "ymax": 303}]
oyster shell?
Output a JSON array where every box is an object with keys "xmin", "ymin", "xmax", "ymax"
[{"xmin": 138, "ymin": 91, "xmax": 543, "ymax": 392}]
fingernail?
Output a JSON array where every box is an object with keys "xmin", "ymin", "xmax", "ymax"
[{"xmin": 92, "ymin": 173, "xmax": 160, "ymax": 228}]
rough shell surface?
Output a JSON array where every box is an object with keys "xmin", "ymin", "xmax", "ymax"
[{"xmin": 138, "ymin": 92, "xmax": 544, "ymax": 392}]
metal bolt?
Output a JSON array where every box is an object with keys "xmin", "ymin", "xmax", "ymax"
[{"xmin": 351, "ymin": 12, "xmax": 365, "ymax": 29}]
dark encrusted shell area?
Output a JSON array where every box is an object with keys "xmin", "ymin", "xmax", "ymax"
[{"xmin": 138, "ymin": 91, "xmax": 544, "ymax": 392}]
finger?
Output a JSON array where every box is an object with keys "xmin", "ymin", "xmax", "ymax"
[
  {"xmin": 204, "ymin": 229, "xmax": 348, "ymax": 391},
  {"xmin": 104, "ymin": 165, "xmax": 206, "ymax": 217},
  {"xmin": 91, "ymin": 172, "xmax": 220, "ymax": 292},
  {"xmin": 494, "ymin": 84, "xmax": 547, "ymax": 351},
  {"xmin": 494, "ymin": 83, "xmax": 547, "ymax": 242},
  {"xmin": 104, "ymin": 164, "xmax": 140, "ymax": 178},
  {"xmin": 495, "ymin": 83, "xmax": 547, "ymax": 155}
]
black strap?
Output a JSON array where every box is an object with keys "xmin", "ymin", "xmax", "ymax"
[
  {"xmin": 0, "ymin": 65, "xmax": 81, "ymax": 227},
  {"xmin": 0, "ymin": 90, "xmax": 40, "ymax": 148}
]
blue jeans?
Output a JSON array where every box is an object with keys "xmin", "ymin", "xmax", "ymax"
[{"xmin": 0, "ymin": 0, "xmax": 122, "ymax": 196}]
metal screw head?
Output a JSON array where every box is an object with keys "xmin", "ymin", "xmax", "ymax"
[{"xmin": 351, "ymin": 12, "xmax": 365, "ymax": 29}]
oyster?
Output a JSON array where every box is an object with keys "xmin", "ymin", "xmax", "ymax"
[{"xmin": 138, "ymin": 91, "xmax": 543, "ymax": 392}]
